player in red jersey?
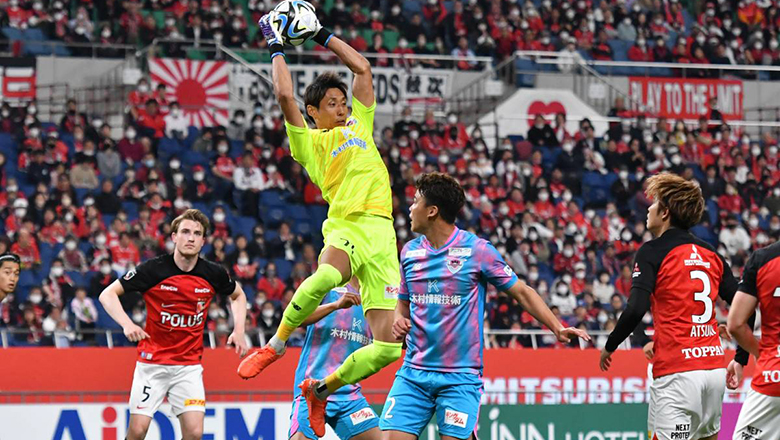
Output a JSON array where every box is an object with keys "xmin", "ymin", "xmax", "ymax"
[
  {"xmin": 600, "ymin": 173, "xmax": 749, "ymax": 440},
  {"xmin": 0, "ymin": 253, "xmax": 20, "ymax": 302},
  {"xmin": 727, "ymin": 240, "xmax": 780, "ymax": 438},
  {"xmin": 99, "ymin": 209, "xmax": 249, "ymax": 440}
]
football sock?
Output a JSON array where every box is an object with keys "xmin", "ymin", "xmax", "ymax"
[
  {"xmin": 332, "ymin": 340, "xmax": 402, "ymax": 386},
  {"xmin": 267, "ymin": 334, "xmax": 286, "ymax": 355},
  {"xmin": 277, "ymin": 263, "xmax": 343, "ymax": 340}
]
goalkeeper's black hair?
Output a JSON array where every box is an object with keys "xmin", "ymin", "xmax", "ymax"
[
  {"xmin": 304, "ymin": 71, "xmax": 348, "ymax": 124},
  {"xmin": 415, "ymin": 172, "xmax": 466, "ymax": 224}
]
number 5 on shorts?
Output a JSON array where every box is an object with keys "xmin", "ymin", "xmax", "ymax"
[{"xmin": 142, "ymin": 385, "xmax": 151, "ymax": 403}]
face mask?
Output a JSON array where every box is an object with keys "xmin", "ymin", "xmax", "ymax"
[
  {"xmin": 711, "ymin": 147, "xmax": 721, "ymax": 155},
  {"xmin": 214, "ymin": 212, "xmax": 225, "ymax": 223},
  {"xmin": 165, "ymin": 241, "xmax": 175, "ymax": 252},
  {"xmin": 563, "ymin": 248, "xmax": 574, "ymax": 258},
  {"xmin": 772, "ymin": 40, "xmax": 779, "ymax": 50},
  {"xmin": 562, "ymin": 142, "xmax": 574, "ymax": 153},
  {"xmin": 65, "ymin": 241, "xmax": 77, "ymax": 251},
  {"xmin": 144, "ymin": 159, "xmax": 155, "ymax": 168},
  {"xmin": 538, "ymin": 192, "xmax": 549, "ymax": 202},
  {"xmin": 529, "ymin": 232, "xmax": 539, "ymax": 241},
  {"xmin": 138, "ymin": 84, "xmax": 149, "ymax": 93},
  {"xmin": 194, "ymin": 171, "xmax": 205, "ymax": 181},
  {"xmin": 671, "ymin": 155, "xmax": 682, "ymax": 165},
  {"xmin": 775, "ymin": 189, "xmax": 780, "ymax": 197},
  {"xmin": 262, "ymin": 309, "xmax": 275, "ymax": 319},
  {"xmin": 218, "ymin": 144, "xmax": 229, "ymax": 154},
  {"xmin": 734, "ymin": 28, "xmax": 742, "ymax": 37},
  {"xmin": 51, "ymin": 267, "xmax": 64, "ymax": 277},
  {"xmin": 557, "ymin": 284, "xmax": 569, "ymax": 295},
  {"xmin": 756, "ymin": 42, "xmax": 764, "ymax": 51},
  {"xmin": 126, "ymin": 130, "xmax": 136, "ymax": 139},
  {"xmin": 438, "ymin": 155, "xmax": 449, "ymax": 164},
  {"xmin": 100, "ymin": 265, "xmax": 112, "ymax": 275},
  {"xmin": 448, "ymin": 115, "xmax": 458, "ymax": 124},
  {"xmin": 133, "ymin": 312, "xmax": 145, "ymax": 323},
  {"xmin": 748, "ymin": 218, "xmax": 759, "ymax": 228},
  {"xmin": 173, "ymin": 174, "xmax": 184, "ymax": 185},
  {"xmin": 96, "ymin": 235, "xmax": 107, "ymax": 246},
  {"xmin": 14, "ymin": 208, "xmax": 26, "ymax": 218},
  {"xmin": 170, "ymin": 159, "xmax": 181, "ymax": 170},
  {"xmin": 696, "ymin": 35, "xmax": 706, "ymax": 45},
  {"xmin": 562, "ymin": 192, "xmax": 572, "ymax": 202},
  {"xmin": 390, "ymin": 149, "xmax": 400, "ymax": 159},
  {"xmin": 238, "ymin": 257, "xmax": 249, "ymax": 266}
]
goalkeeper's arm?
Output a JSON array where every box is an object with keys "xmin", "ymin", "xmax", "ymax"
[
  {"xmin": 272, "ymin": 55, "xmax": 306, "ymax": 128},
  {"xmin": 313, "ymin": 29, "xmax": 374, "ymax": 108}
]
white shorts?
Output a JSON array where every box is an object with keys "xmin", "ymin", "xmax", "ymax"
[
  {"xmin": 648, "ymin": 368, "xmax": 725, "ymax": 440},
  {"xmin": 128, "ymin": 362, "xmax": 206, "ymax": 417},
  {"xmin": 732, "ymin": 388, "xmax": 780, "ymax": 440}
]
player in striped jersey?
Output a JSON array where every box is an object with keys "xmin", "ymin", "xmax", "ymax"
[
  {"xmin": 290, "ymin": 279, "xmax": 380, "ymax": 440},
  {"xmin": 240, "ymin": 9, "xmax": 403, "ymax": 438}
]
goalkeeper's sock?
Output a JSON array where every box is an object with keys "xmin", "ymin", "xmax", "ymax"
[
  {"xmin": 312, "ymin": 28, "xmax": 334, "ymax": 48},
  {"xmin": 277, "ymin": 263, "xmax": 343, "ymax": 334},
  {"xmin": 332, "ymin": 340, "xmax": 403, "ymax": 385},
  {"xmin": 267, "ymin": 334, "xmax": 287, "ymax": 355}
]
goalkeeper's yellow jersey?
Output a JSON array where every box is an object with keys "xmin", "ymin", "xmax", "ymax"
[{"xmin": 285, "ymin": 97, "xmax": 392, "ymax": 220}]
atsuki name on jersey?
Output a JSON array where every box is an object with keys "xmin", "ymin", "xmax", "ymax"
[
  {"xmin": 680, "ymin": 345, "xmax": 724, "ymax": 359},
  {"xmin": 690, "ymin": 324, "xmax": 717, "ymax": 338},
  {"xmin": 161, "ymin": 311, "xmax": 205, "ymax": 328}
]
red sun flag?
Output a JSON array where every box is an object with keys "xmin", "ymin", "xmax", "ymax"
[{"xmin": 149, "ymin": 58, "xmax": 229, "ymax": 127}]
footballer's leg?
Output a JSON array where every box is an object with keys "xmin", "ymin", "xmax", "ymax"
[
  {"xmin": 732, "ymin": 388, "xmax": 780, "ymax": 440},
  {"xmin": 126, "ymin": 416, "xmax": 153, "ymax": 440},
  {"xmin": 379, "ymin": 367, "xmax": 436, "ymax": 439},
  {"xmin": 178, "ymin": 412, "xmax": 205, "ymax": 440},
  {"xmin": 433, "ymin": 373, "xmax": 482, "ymax": 440},
  {"xmin": 238, "ymin": 221, "xmax": 354, "ymax": 380},
  {"xmin": 329, "ymin": 396, "xmax": 380, "ymax": 440}
]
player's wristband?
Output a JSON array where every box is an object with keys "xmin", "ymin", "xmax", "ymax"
[
  {"xmin": 269, "ymin": 43, "xmax": 285, "ymax": 59},
  {"xmin": 313, "ymin": 28, "xmax": 334, "ymax": 47}
]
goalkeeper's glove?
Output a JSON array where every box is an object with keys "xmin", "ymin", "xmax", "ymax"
[
  {"xmin": 309, "ymin": 16, "xmax": 334, "ymax": 48},
  {"xmin": 258, "ymin": 12, "xmax": 284, "ymax": 58}
]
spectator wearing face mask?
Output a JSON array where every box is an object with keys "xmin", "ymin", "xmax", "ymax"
[
  {"xmin": 42, "ymin": 259, "xmax": 74, "ymax": 309},
  {"xmin": 256, "ymin": 262, "xmax": 286, "ymax": 301},
  {"xmin": 628, "ymin": 37, "xmax": 654, "ymax": 62},
  {"xmin": 57, "ymin": 236, "xmax": 87, "ymax": 273},
  {"xmin": 117, "ymin": 126, "xmax": 143, "ymax": 164},
  {"xmin": 89, "ymin": 258, "xmax": 115, "ymax": 297},
  {"xmin": 136, "ymin": 99, "xmax": 166, "ymax": 139},
  {"xmin": 718, "ymin": 214, "xmax": 751, "ymax": 258},
  {"xmin": 164, "ymin": 101, "xmax": 188, "ymax": 139}
]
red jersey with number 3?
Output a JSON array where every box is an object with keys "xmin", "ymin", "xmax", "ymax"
[
  {"xmin": 739, "ymin": 242, "xmax": 780, "ymax": 396},
  {"xmin": 631, "ymin": 228, "xmax": 737, "ymax": 378},
  {"xmin": 119, "ymin": 254, "xmax": 236, "ymax": 365}
]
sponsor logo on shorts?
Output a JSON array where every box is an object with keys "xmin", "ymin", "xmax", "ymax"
[
  {"xmin": 671, "ymin": 423, "xmax": 690, "ymax": 439},
  {"xmin": 448, "ymin": 247, "xmax": 472, "ymax": 257},
  {"xmin": 503, "ymin": 265, "xmax": 513, "ymax": 277},
  {"xmin": 194, "ymin": 287, "xmax": 210, "ymax": 294},
  {"xmin": 160, "ymin": 284, "xmax": 178, "ymax": 292},
  {"xmin": 385, "ymin": 285, "xmax": 399, "ymax": 299},
  {"xmin": 743, "ymin": 426, "xmax": 763, "ymax": 439},
  {"xmin": 184, "ymin": 399, "xmax": 206, "ymax": 407},
  {"xmin": 405, "ymin": 249, "xmax": 427, "ymax": 259},
  {"xmin": 444, "ymin": 409, "xmax": 468, "ymax": 428},
  {"xmin": 349, "ymin": 408, "xmax": 376, "ymax": 425}
]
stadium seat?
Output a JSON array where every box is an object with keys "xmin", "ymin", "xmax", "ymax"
[
  {"xmin": 259, "ymin": 190, "xmax": 286, "ymax": 208},
  {"xmin": 122, "ymin": 201, "xmax": 139, "ymax": 220},
  {"xmin": 272, "ymin": 258, "xmax": 293, "ymax": 281},
  {"xmin": 234, "ymin": 216, "xmax": 257, "ymax": 239},
  {"xmin": 285, "ymin": 204, "xmax": 309, "ymax": 222}
]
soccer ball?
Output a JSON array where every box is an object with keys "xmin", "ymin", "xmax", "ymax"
[{"xmin": 272, "ymin": 0, "xmax": 319, "ymax": 46}]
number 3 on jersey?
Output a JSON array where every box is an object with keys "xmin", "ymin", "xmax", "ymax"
[{"xmin": 690, "ymin": 270, "xmax": 713, "ymax": 324}]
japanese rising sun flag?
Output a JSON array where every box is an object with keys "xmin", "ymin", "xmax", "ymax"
[{"xmin": 149, "ymin": 58, "xmax": 229, "ymax": 127}]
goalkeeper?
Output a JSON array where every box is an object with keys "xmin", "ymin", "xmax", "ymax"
[{"xmin": 238, "ymin": 6, "xmax": 402, "ymax": 437}]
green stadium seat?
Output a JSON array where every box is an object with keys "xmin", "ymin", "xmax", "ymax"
[
  {"xmin": 187, "ymin": 48, "xmax": 208, "ymax": 60},
  {"xmin": 383, "ymin": 30, "xmax": 399, "ymax": 50}
]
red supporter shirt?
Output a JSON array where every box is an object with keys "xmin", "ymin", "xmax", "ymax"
[
  {"xmin": 11, "ymin": 242, "xmax": 40, "ymax": 269},
  {"xmin": 137, "ymin": 110, "xmax": 166, "ymax": 138},
  {"xmin": 119, "ymin": 254, "xmax": 236, "ymax": 364},
  {"xmin": 256, "ymin": 276, "xmax": 286, "ymax": 301},
  {"xmin": 111, "ymin": 243, "xmax": 141, "ymax": 268},
  {"xmin": 739, "ymin": 242, "xmax": 780, "ymax": 396}
]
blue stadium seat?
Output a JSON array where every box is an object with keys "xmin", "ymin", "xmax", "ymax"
[
  {"xmin": 307, "ymin": 205, "xmax": 328, "ymax": 227},
  {"xmin": 273, "ymin": 258, "xmax": 292, "ymax": 281},
  {"xmin": 259, "ymin": 190, "xmax": 285, "ymax": 208},
  {"xmin": 293, "ymin": 222, "xmax": 312, "ymax": 236},
  {"xmin": 234, "ymin": 216, "xmax": 257, "ymax": 239},
  {"xmin": 261, "ymin": 207, "xmax": 285, "ymax": 227},
  {"xmin": 18, "ymin": 270, "xmax": 36, "ymax": 290},
  {"xmin": 122, "ymin": 201, "xmax": 139, "ymax": 220},
  {"xmin": 1, "ymin": 27, "xmax": 22, "ymax": 40},
  {"xmin": 285, "ymin": 204, "xmax": 308, "ymax": 222},
  {"xmin": 66, "ymin": 271, "xmax": 86, "ymax": 288}
]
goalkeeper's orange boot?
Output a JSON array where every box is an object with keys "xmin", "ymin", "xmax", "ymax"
[
  {"xmin": 299, "ymin": 378, "xmax": 328, "ymax": 437},
  {"xmin": 237, "ymin": 346, "xmax": 284, "ymax": 379}
]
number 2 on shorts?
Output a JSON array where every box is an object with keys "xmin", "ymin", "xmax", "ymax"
[{"xmin": 384, "ymin": 397, "xmax": 396, "ymax": 419}]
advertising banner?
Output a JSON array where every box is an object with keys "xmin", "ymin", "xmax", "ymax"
[
  {"xmin": 0, "ymin": 348, "xmax": 754, "ymax": 405},
  {"xmin": 0, "ymin": 403, "xmax": 650, "ymax": 440},
  {"xmin": 628, "ymin": 77, "xmax": 744, "ymax": 120},
  {"xmin": 0, "ymin": 57, "xmax": 36, "ymax": 104},
  {"xmin": 149, "ymin": 58, "xmax": 230, "ymax": 127},
  {"xmin": 230, "ymin": 64, "xmax": 453, "ymax": 114}
]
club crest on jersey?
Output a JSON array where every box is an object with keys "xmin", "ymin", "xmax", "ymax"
[
  {"xmin": 632, "ymin": 263, "xmax": 641, "ymax": 278},
  {"xmin": 684, "ymin": 245, "xmax": 711, "ymax": 268},
  {"xmin": 448, "ymin": 247, "xmax": 472, "ymax": 258},
  {"xmin": 196, "ymin": 300, "xmax": 206, "ymax": 313},
  {"xmin": 447, "ymin": 258, "xmax": 464, "ymax": 274},
  {"xmin": 123, "ymin": 269, "xmax": 136, "ymax": 281}
]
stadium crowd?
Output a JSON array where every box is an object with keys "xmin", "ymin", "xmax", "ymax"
[
  {"xmin": 0, "ymin": 78, "xmax": 776, "ymax": 351},
  {"xmin": 4, "ymin": 0, "xmax": 780, "ymax": 70}
]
